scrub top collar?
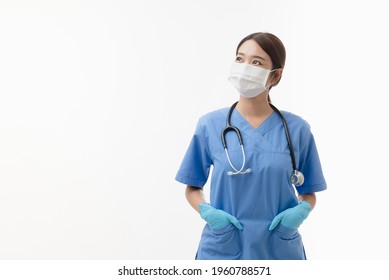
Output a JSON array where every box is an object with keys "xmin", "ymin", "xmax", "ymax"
[{"xmin": 230, "ymin": 108, "xmax": 281, "ymax": 146}]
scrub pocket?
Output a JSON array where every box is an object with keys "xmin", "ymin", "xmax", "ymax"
[
  {"xmin": 269, "ymin": 224, "xmax": 306, "ymax": 260},
  {"xmin": 196, "ymin": 224, "xmax": 242, "ymax": 260}
]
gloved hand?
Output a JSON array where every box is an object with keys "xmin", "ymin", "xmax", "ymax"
[
  {"xmin": 269, "ymin": 201, "xmax": 312, "ymax": 230},
  {"xmin": 199, "ymin": 203, "xmax": 243, "ymax": 230}
]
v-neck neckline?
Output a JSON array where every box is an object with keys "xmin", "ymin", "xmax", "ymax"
[{"xmin": 233, "ymin": 109, "xmax": 279, "ymax": 136}]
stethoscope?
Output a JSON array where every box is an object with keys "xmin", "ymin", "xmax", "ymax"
[{"xmin": 221, "ymin": 101, "xmax": 305, "ymax": 187}]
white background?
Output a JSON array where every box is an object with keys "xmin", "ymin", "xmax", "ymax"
[{"xmin": 0, "ymin": 0, "xmax": 388, "ymax": 260}]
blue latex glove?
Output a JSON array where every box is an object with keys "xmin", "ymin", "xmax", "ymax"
[
  {"xmin": 199, "ymin": 203, "xmax": 243, "ymax": 230},
  {"xmin": 269, "ymin": 201, "xmax": 312, "ymax": 230}
]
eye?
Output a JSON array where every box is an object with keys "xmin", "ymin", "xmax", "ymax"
[
  {"xmin": 235, "ymin": 56, "xmax": 243, "ymax": 62},
  {"xmin": 252, "ymin": 60, "xmax": 262, "ymax": 66}
]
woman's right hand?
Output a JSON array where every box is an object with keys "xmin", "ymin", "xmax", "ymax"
[{"xmin": 199, "ymin": 203, "xmax": 243, "ymax": 230}]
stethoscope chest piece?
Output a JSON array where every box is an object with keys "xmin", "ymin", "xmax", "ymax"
[{"xmin": 290, "ymin": 170, "xmax": 305, "ymax": 187}]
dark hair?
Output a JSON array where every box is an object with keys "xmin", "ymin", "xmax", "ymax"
[{"xmin": 236, "ymin": 32, "xmax": 286, "ymax": 101}]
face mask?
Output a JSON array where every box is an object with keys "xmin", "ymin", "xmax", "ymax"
[{"xmin": 227, "ymin": 62, "xmax": 275, "ymax": 98}]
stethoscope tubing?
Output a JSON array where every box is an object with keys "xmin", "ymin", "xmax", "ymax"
[
  {"xmin": 269, "ymin": 103, "xmax": 297, "ymax": 171},
  {"xmin": 221, "ymin": 101, "xmax": 303, "ymax": 185}
]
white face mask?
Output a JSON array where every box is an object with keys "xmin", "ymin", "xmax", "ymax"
[{"xmin": 227, "ymin": 62, "xmax": 275, "ymax": 98}]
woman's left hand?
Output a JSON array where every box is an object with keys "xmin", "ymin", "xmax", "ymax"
[{"xmin": 268, "ymin": 201, "xmax": 312, "ymax": 230}]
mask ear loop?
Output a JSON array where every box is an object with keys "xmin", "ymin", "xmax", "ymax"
[{"xmin": 267, "ymin": 68, "xmax": 282, "ymax": 91}]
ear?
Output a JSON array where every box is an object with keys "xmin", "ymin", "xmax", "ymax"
[{"xmin": 271, "ymin": 68, "xmax": 283, "ymax": 86}]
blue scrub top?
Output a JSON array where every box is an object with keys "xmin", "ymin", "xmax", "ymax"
[{"xmin": 176, "ymin": 106, "xmax": 327, "ymax": 260}]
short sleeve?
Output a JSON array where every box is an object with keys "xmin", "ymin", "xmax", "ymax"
[
  {"xmin": 295, "ymin": 130, "xmax": 327, "ymax": 194},
  {"xmin": 175, "ymin": 118, "xmax": 213, "ymax": 187}
]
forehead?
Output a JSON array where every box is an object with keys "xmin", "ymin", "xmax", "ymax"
[{"xmin": 237, "ymin": 39, "xmax": 272, "ymax": 62}]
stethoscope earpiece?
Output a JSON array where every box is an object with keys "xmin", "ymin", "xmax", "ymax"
[{"xmin": 226, "ymin": 167, "xmax": 252, "ymax": 176}]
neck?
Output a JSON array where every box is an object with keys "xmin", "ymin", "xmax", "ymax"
[{"xmin": 236, "ymin": 92, "xmax": 273, "ymax": 117}]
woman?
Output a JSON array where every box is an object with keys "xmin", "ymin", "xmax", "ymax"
[{"xmin": 175, "ymin": 32, "xmax": 327, "ymax": 260}]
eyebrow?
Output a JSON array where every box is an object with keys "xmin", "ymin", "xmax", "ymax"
[{"xmin": 237, "ymin": 52, "xmax": 266, "ymax": 61}]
